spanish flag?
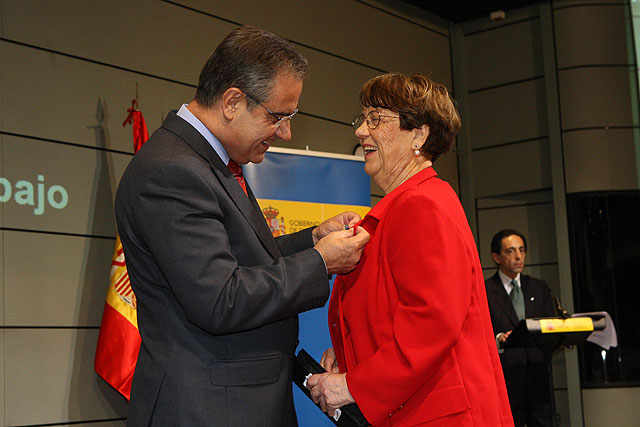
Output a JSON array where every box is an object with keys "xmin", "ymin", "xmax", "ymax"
[{"xmin": 94, "ymin": 99, "xmax": 148, "ymax": 399}]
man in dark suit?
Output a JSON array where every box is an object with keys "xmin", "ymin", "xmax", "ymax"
[
  {"xmin": 485, "ymin": 229, "xmax": 559, "ymax": 427},
  {"xmin": 115, "ymin": 26, "xmax": 369, "ymax": 426}
]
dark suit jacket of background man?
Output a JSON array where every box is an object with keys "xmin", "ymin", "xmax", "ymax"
[
  {"xmin": 115, "ymin": 111, "xmax": 330, "ymax": 426},
  {"xmin": 485, "ymin": 272, "xmax": 559, "ymax": 426}
]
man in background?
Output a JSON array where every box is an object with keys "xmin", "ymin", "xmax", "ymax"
[
  {"xmin": 485, "ymin": 229, "xmax": 559, "ymax": 427},
  {"xmin": 116, "ymin": 26, "xmax": 369, "ymax": 426}
]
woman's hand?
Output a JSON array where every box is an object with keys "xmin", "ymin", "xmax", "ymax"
[
  {"xmin": 306, "ymin": 372, "xmax": 355, "ymax": 417},
  {"xmin": 320, "ymin": 347, "xmax": 340, "ymax": 373},
  {"xmin": 312, "ymin": 211, "xmax": 361, "ymax": 244}
]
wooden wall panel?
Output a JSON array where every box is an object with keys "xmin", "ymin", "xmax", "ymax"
[
  {"xmin": 3, "ymin": 231, "xmax": 114, "ymax": 326},
  {"xmin": 468, "ymin": 79, "xmax": 548, "ymax": 148},
  {"xmin": 473, "ymin": 139, "xmax": 552, "ymax": 197},
  {"xmin": 4, "ymin": 329, "xmax": 127, "ymax": 426},
  {"xmin": 465, "ymin": 18, "xmax": 543, "ymax": 91}
]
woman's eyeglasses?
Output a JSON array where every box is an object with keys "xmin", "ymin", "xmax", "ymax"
[{"xmin": 352, "ymin": 110, "xmax": 399, "ymax": 130}]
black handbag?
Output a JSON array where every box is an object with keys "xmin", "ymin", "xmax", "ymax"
[{"xmin": 292, "ymin": 349, "xmax": 369, "ymax": 427}]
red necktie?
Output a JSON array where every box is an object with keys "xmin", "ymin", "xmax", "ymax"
[{"xmin": 227, "ymin": 160, "xmax": 247, "ymax": 195}]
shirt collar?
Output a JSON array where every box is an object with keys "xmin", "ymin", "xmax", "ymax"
[
  {"xmin": 498, "ymin": 270, "xmax": 521, "ymax": 293},
  {"xmin": 176, "ymin": 104, "xmax": 230, "ymax": 165}
]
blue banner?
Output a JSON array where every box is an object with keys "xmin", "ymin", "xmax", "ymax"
[{"xmin": 245, "ymin": 147, "xmax": 370, "ymax": 426}]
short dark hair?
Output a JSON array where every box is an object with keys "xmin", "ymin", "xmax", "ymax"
[
  {"xmin": 490, "ymin": 229, "xmax": 528, "ymax": 255},
  {"xmin": 358, "ymin": 73, "xmax": 461, "ymax": 162},
  {"xmin": 194, "ymin": 26, "xmax": 310, "ymax": 108}
]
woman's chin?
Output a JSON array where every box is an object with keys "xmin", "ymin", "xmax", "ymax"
[{"xmin": 363, "ymin": 163, "xmax": 378, "ymax": 178}]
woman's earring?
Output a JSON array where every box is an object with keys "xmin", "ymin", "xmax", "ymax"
[{"xmin": 413, "ymin": 145, "xmax": 421, "ymax": 157}]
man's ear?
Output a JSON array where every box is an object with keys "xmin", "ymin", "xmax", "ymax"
[
  {"xmin": 221, "ymin": 87, "xmax": 244, "ymax": 120},
  {"xmin": 492, "ymin": 252, "xmax": 501, "ymax": 265}
]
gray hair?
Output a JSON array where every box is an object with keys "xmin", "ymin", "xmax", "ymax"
[{"xmin": 194, "ymin": 26, "xmax": 309, "ymax": 108}]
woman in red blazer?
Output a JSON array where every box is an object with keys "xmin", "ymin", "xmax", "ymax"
[{"xmin": 307, "ymin": 73, "xmax": 513, "ymax": 426}]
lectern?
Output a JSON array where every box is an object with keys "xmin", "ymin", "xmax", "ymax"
[
  {"xmin": 504, "ymin": 314, "xmax": 606, "ymax": 350},
  {"xmin": 503, "ymin": 314, "xmax": 607, "ymax": 426}
]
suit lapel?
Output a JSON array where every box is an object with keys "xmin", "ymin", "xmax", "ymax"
[
  {"xmin": 520, "ymin": 275, "xmax": 535, "ymax": 318},
  {"xmin": 162, "ymin": 111, "xmax": 281, "ymax": 260},
  {"xmin": 490, "ymin": 273, "xmax": 520, "ymax": 327},
  {"xmin": 212, "ymin": 165, "xmax": 281, "ymax": 259}
]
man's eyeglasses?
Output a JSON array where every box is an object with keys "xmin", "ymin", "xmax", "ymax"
[
  {"xmin": 352, "ymin": 110, "xmax": 399, "ymax": 130},
  {"xmin": 245, "ymin": 93, "xmax": 298, "ymax": 129}
]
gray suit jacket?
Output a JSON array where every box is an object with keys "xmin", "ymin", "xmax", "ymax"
[{"xmin": 115, "ymin": 111, "xmax": 330, "ymax": 427}]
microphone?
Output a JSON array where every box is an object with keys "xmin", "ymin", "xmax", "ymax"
[{"xmin": 551, "ymin": 287, "xmax": 569, "ymax": 319}]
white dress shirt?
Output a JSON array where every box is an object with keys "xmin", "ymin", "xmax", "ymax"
[{"xmin": 176, "ymin": 104, "xmax": 230, "ymax": 166}]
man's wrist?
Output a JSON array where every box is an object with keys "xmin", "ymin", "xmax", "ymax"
[
  {"xmin": 313, "ymin": 247, "xmax": 328, "ymax": 274},
  {"xmin": 312, "ymin": 226, "xmax": 320, "ymax": 245}
]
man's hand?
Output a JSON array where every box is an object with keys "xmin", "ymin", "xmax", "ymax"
[
  {"xmin": 497, "ymin": 330, "xmax": 512, "ymax": 343},
  {"xmin": 314, "ymin": 226, "xmax": 369, "ymax": 275},
  {"xmin": 320, "ymin": 347, "xmax": 340, "ymax": 373},
  {"xmin": 307, "ymin": 372, "xmax": 354, "ymax": 417},
  {"xmin": 312, "ymin": 211, "xmax": 361, "ymax": 244}
]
